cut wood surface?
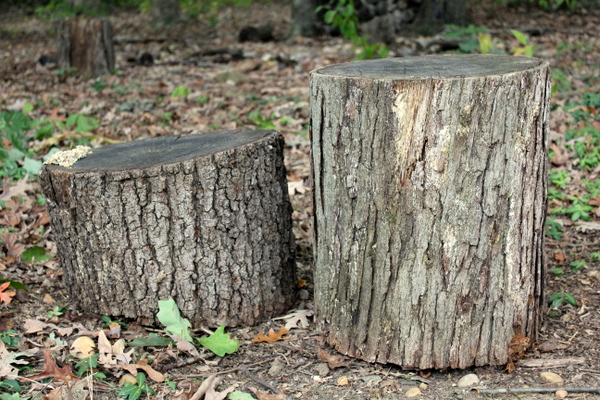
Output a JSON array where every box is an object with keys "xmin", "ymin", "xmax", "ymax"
[
  {"xmin": 39, "ymin": 130, "xmax": 296, "ymax": 327},
  {"xmin": 310, "ymin": 55, "xmax": 551, "ymax": 369}
]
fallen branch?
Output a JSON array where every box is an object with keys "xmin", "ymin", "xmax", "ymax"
[
  {"xmin": 476, "ymin": 387, "xmax": 600, "ymax": 395},
  {"xmin": 238, "ymin": 365, "xmax": 281, "ymax": 394},
  {"xmin": 518, "ymin": 357, "xmax": 585, "ymax": 368}
]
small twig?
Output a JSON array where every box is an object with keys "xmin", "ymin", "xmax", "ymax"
[
  {"xmin": 238, "ymin": 365, "xmax": 281, "ymax": 394},
  {"xmin": 155, "ymin": 355, "xmax": 206, "ymax": 372},
  {"xmin": 477, "ymin": 387, "xmax": 600, "ymax": 395},
  {"xmin": 173, "ymin": 356, "xmax": 277, "ymax": 379}
]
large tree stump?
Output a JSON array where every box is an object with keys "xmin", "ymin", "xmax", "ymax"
[
  {"xmin": 310, "ymin": 55, "xmax": 550, "ymax": 369},
  {"xmin": 55, "ymin": 18, "xmax": 115, "ymax": 78},
  {"xmin": 39, "ymin": 130, "xmax": 296, "ymax": 327}
]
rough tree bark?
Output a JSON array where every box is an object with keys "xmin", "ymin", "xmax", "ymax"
[
  {"xmin": 310, "ymin": 55, "xmax": 550, "ymax": 369},
  {"xmin": 410, "ymin": 0, "xmax": 472, "ymax": 36},
  {"xmin": 152, "ymin": 0, "xmax": 180, "ymax": 27},
  {"xmin": 55, "ymin": 18, "xmax": 114, "ymax": 78},
  {"xmin": 39, "ymin": 130, "xmax": 296, "ymax": 327},
  {"xmin": 289, "ymin": 0, "xmax": 327, "ymax": 38}
]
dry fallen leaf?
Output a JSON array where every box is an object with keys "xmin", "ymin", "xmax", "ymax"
[
  {"xmin": 0, "ymin": 340, "xmax": 31, "ymax": 379},
  {"xmin": 317, "ymin": 348, "xmax": 352, "ymax": 369},
  {"xmin": 119, "ymin": 373, "xmax": 137, "ymax": 386},
  {"xmin": 70, "ymin": 336, "xmax": 96, "ymax": 360},
  {"xmin": 0, "ymin": 282, "xmax": 16, "ymax": 304},
  {"xmin": 337, "ymin": 376, "xmax": 350, "ymax": 386},
  {"xmin": 249, "ymin": 387, "xmax": 286, "ymax": 400},
  {"xmin": 120, "ymin": 360, "xmax": 165, "ymax": 382},
  {"xmin": 43, "ymin": 293, "xmax": 56, "ymax": 304},
  {"xmin": 251, "ymin": 327, "xmax": 289, "ymax": 344},
  {"xmin": 189, "ymin": 374, "xmax": 234, "ymax": 400},
  {"xmin": 28, "ymin": 349, "xmax": 76, "ymax": 382}
]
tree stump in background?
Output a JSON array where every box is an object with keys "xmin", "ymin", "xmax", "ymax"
[
  {"xmin": 55, "ymin": 18, "xmax": 115, "ymax": 78},
  {"xmin": 310, "ymin": 55, "xmax": 550, "ymax": 369},
  {"xmin": 39, "ymin": 130, "xmax": 296, "ymax": 327}
]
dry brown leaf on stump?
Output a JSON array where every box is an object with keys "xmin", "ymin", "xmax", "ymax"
[
  {"xmin": 317, "ymin": 348, "xmax": 352, "ymax": 369},
  {"xmin": 251, "ymin": 327, "xmax": 289, "ymax": 344}
]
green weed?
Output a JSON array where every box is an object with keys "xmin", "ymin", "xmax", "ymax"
[
  {"xmin": 118, "ymin": 372, "xmax": 155, "ymax": 400},
  {"xmin": 317, "ymin": 0, "xmax": 387, "ymax": 60},
  {"xmin": 545, "ymin": 217, "xmax": 563, "ymax": 240},
  {"xmin": 568, "ymin": 260, "xmax": 588, "ymax": 272},
  {"xmin": 548, "ymin": 292, "xmax": 577, "ymax": 309},
  {"xmin": 47, "ymin": 305, "xmax": 67, "ymax": 319},
  {"xmin": 171, "ymin": 85, "xmax": 190, "ymax": 99},
  {"xmin": 549, "ymin": 169, "xmax": 570, "ymax": 188},
  {"xmin": 248, "ymin": 111, "xmax": 276, "ymax": 130}
]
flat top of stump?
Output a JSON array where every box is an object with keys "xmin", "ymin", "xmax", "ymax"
[
  {"xmin": 313, "ymin": 55, "xmax": 547, "ymax": 80},
  {"xmin": 45, "ymin": 130, "xmax": 278, "ymax": 172}
]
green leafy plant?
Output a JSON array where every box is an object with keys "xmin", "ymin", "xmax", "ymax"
[
  {"xmin": 545, "ymin": 217, "xmax": 563, "ymax": 240},
  {"xmin": 549, "ymin": 169, "xmax": 569, "ymax": 188},
  {"xmin": 101, "ymin": 315, "xmax": 128, "ymax": 329},
  {"xmin": 548, "ymin": 292, "xmax": 577, "ymax": 309},
  {"xmin": 0, "ymin": 379, "xmax": 22, "ymax": 394},
  {"xmin": 0, "ymin": 107, "xmax": 43, "ymax": 180},
  {"xmin": 90, "ymin": 79, "xmax": 107, "ymax": 92},
  {"xmin": 317, "ymin": 0, "xmax": 387, "ymax": 60},
  {"xmin": 590, "ymin": 252, "xmax": 600, "ymax": 262},
  {"xmin": 0, "ymin": 393, "xmax": 28, "ymax": 400},
  {"xmin": 47, "ymin": 305, "xmax": 67, "ymax": 319},
  {"xmin": 0, "ymin": 279, "xmax": 26, "ymax": 291},
  {"xmin": 128, "ymin": 332, "xmax": 175, "ymax": 347},
  {"xmin": 157, "ymin": 298, "xmax": 193, "ymax": 341},
  {"xmin": 510, "ymin": 29, "xmax": 534, "ymax": 57},
  {"xmin": 74, "ymin": 353, "xmax": 100, "ymax": 377},
  {"xmin": 444, "ymin": 24, "xmax": 487, "ymax": 54},
  {"xmin": 477, "ymin": 33, "xmax": 493, "ymax": 54},
  {"xmin": 0, "ymin": 330, "xmax": 20, "ymax": 347},
  {"xmin": 171, "ymin": 85, "xmax": 190, "ymax": 99},
  {"xmin": 551, "ymin": 268, "xmax": 565, "ymax": 276},
  {"xmin": 563, "ymin": 202, "xmax": 593, "ymax": 221},
  {"xmin": 551, "ymin": 68, "xmax": 571, "ymax": 94},
  {"xmin": 66, "ymin": 114, "xmax": 100, "ymax": 133},
  {"xmin": 160, "ymin": 112, "xmax": 173, "ymax": 124},
  {"xmin": 118, "ymin": 372, "xmax": 155, "ymax": 400},
  {"xmin": 568, "ymin": 260, "xmax": 588, "ymax": 272},
  {"xmin": 198, "ymin": 325, "xmax": 239, "ymax": 357},
  {"xmin": 21, "ymin": 246, "xmax": 53, "ymax": 264},
  {"xmin": 248, "ymin": 111, "xmax": 276, "ymax": 130},
  {"xmin": 228, "ymin": 391, "xmax": 255, "ymax": 400}
]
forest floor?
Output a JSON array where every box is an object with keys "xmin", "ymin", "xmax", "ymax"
[{"xmin": 0, "ymin": 1, "xmax": 600, "ymax": 399}]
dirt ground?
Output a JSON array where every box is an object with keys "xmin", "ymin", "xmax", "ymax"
[{"xmin": 1, "ymin": 1, "xmax": 600, "ymax": 399}]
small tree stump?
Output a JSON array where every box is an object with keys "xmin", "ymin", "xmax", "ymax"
[
  {"xmin": 55, "ymin": 18, "xmax": 115, "ymax": 78},
  {"xmin": 310, "ymin": 55, "xmax": 550, "ymax": 369},
  {"xmin": 39, "ymin": 130, "xmax": 296, "ymax": 327}
]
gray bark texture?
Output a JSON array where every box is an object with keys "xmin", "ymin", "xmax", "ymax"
[
  {"xmin": 151, "ymin": 0, "xmax": 180, "ymax": 27},
  {"xmin": 289, "ymin": 0, "xmax": 326, "ymax": 38},
  {"xmin": 39, "ymin": 130, "xmax": 296, "ymax": 327},
  {"xmin": 55, "ymin": 18, "xmax": 115, "ymax": 78},
  {"xmin": 310, "ymin": 55, "xmax": 550, "ymax": 369}
]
